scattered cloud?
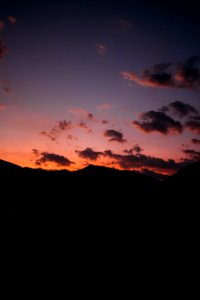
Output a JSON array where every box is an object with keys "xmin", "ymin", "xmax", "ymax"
[
  {"xmin": 191, "ymin": 138, "xmax": 200, "ymax": 145},
  {"xmin": 104, "ymin": 129, "xmax": 126, "ymax": 143},
  {"xmin": 69, "ymin": 107, "xmax": 94, "ymax": 121},
  {"xmin": 121, "ymin": 56, "xmax": 200, "ymax": 90},
  {"xmin": 124, "ymin": 144, "xmax": 143, "ymax": 154},
  {"xmin": 182, "ymin": 149, "xmax": 200, "ymax": 161},
  {"xmin": 133, "ymin": 111, "xmax": 183, "ymax": 135},
  {"xmin": 185, "ymin": 116, "xmax": 200, "ymax": 134},
  {"xmin": 8, "ymin": 16, "xmax": 17, "ymax": 25},
  {"xmin": 75, "ymin": 147, "xmax": 103, "ymax": 161},
  {"xmin": 101, "ymin": 120, "xmax": 108, "ymax": 124},
  {"xmin": 35, "ymin": 151, "xmax": 73, "ymax": 167},
  {"xmin": 104, "ymin": 150, "xmax": 181, "ymax": 172},
  {"xmin": 160, "ymin": 101, "xmax": 198, "ymax": 118},
  {"xmin": 96, "ymin": 43, "xmax": 107, "ymax": 55},
  {"xmin": 78, "ymin": 121, "xmax": 92, "ymax": 132},
  {"xmin": 40, "ymin": 120, "xmax": 73, "ymax": 141},
  {"xmin": 58, "ymin": 120, "xmax": 73, "ymax": 130}
]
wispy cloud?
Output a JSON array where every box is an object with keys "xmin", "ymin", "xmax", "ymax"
[
  {"xmin": 40, "ymin": 120, "xmax": 73, "ymax": 141},
  {"xmin": 96, "ymin": 43, "xmax": 107, "ymax": 55}
]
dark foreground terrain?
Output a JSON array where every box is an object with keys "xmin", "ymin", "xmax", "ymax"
[{"xmin": 4, "ymin": 159, "xmax": 199, "ymax": 220}]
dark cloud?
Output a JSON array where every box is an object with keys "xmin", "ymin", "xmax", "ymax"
[
  {"xmin": 58, "ymin": 120, "xmax": 72, "ymax": 130},
  {"xmin": 124, "ymin": 144, "xmax": 143, "ymax": 154},
  {"xmin": 104, "ymin": 129, "xmax": 126, "ymax": 143},
  {"xmin": 32, "ymin": 149, "xmax": 40, "ymax": 156},
  {"xmin": 78, "ymin": 122, "xmax": 92, "ymax": 132},
  {"xmin": 35, "ymin": 152, "xmax": 73, "ymax": 167},
  {"xmin": 101, "ymin": 120, "xmax": 108, "ymax": 124},
  {"xmin": 121, "ymin": 56, "xmax": 200, "ymax": 90},
  {"xmin": 191, "ymin": 138, "xmax": 200, "ymax": 145},
  {"xmin": 104, "ymin": 150, "xmax": 181, "ymax": 172},
  {"xmin": 133, "ymin": 111, "xmax": 183, "ymax": 135},
  {"xmin": 160, "ymin": 101, "xmax": 198, "ymax": 118},
  {"xmin": 0, "ymin": 40, "xmax": 8, "ymax": 62},
  {"xmin": 182, "ymin": 149, "xmax": 200, "ymax": 161},
  {"xmin": 75, "ymin": 148, "xmax": 103, "ymax": 161},
  {"xmin": 185, "ymin": 116, "xmax": 200, "ymax": 134},
  {"xmin": 40, "ymin": 120, "xmax": 73, "ymax": 141},
  {"xmin": 87, "ymin": 113, "xmax": 94, "ymax": 120}
]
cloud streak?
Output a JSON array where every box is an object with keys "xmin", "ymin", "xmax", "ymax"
[
  {"xmin": 121, "ymin": 56, "xmax": 200, "ymax": 90},
  {"xmin": 104, "ymin": 129, "xmax": 126, "ymax": 143},
  {"xmin": 96, "ymin": 43, "xmax": 107, "ymax": 55},
  {"xmin": 35, "ymin": 151, "xmax": 73, "ymax": 167}
]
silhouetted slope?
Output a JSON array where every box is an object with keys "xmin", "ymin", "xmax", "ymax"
[
  {"xmin": 163, "ymin": 160, "xmax": 200, "ymax": 196},
  {"xmin": 5, "ymin": 159, "xmax": 200, "ymax": 218}
]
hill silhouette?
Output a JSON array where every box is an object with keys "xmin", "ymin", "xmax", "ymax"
[{"xmin": 4, "ymin": 159, "xmax": 200, "ymax": 219}]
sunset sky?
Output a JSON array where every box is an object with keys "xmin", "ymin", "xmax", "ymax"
[{"xmin": 1, "ymin": 0, "xmax": 200, "ymax": 174}]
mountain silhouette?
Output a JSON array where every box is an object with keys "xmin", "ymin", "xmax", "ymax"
[{"xmin": 4, "ymin": 159, "xmax": 199, "ymax": 218}]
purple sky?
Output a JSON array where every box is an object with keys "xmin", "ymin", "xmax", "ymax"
[{"xmin": 1, "ymin": 0, "xmax": 200, "ymax": 173}]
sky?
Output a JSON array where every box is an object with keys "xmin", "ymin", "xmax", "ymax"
[{"xmin": 0, "ymin": 0, "xmax": 200, "ymax": 174}]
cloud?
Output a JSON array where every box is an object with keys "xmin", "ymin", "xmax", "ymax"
[
  {"xmin": 0, "ymin": 104, "xmax": 7, "ymax": 111},
  {"xmin": 120, "ymin": 56, "xmax": 200, "ymax": 90},
  {"xmin": 75, "ymin": 148, "xmax": 103, "ymax": 161},
  {"xmin": 2, "ymin": 86, "xmax": 13, "ymax": 96},
  {"xmin": 124, "ymin": 144, "xmax": 143, "ymax": 154},
  {"xmin": 35, "ymin": 152, "xmax": 73, "ymax": 167},
  {"xmin": 96, "ymin": 43, "xmax": 107, "ymax": 55},
  {"xmin": 104, "ymin": 150, "xmax": 181, "ymax": 172},
  {"xmin": 133, "ymin": 111, "xmax": 183, "ymax": 135},
  {"xmin": 0, "ymin": 21, "xmax": 5, "ymax": 30},
  {"xmin": 185, "ymin": 116, "xmax": 200, "ymax": 134},
  {"xmin": 160, "ymin": 101, "xmax": 198, "ymax": 118},
  {"xmin": 78, "ymin": 122, "xmax": 92, "ymax": 132},
  {"xmin": 58, "ymin": 120, "xmax": 73, "ymax": 130},
  {"xmin": 8, "ymin": 16, "xmax": 17, "ymax": 25},
  {"xmin": 104, "ymin": 129, "xmax": 126, "ymax": 143},
  {"xmin": 32, "ymin": 149, "xmax": 40, "ymax": 156},
  {"xmin": 40, "ymin": 120, "xmax": 73, "ymax": 141},
  {"xmin": 0, "ymin": 40, "xmax": 8, "ymax": 62},
  {"xmin": 69, "ymin": 107, "xmax": 94, "ymax": 121},
  {"xmin": 191, "ymin": 138, "xmax": 200, "ymax": 145},
  {"xmin": 101, "ymin": 120, "xmax": 108, "ymax": 124},
  {"xmin": 182, "ymin": 149, "xmax": 200, "ymax": 161}
]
